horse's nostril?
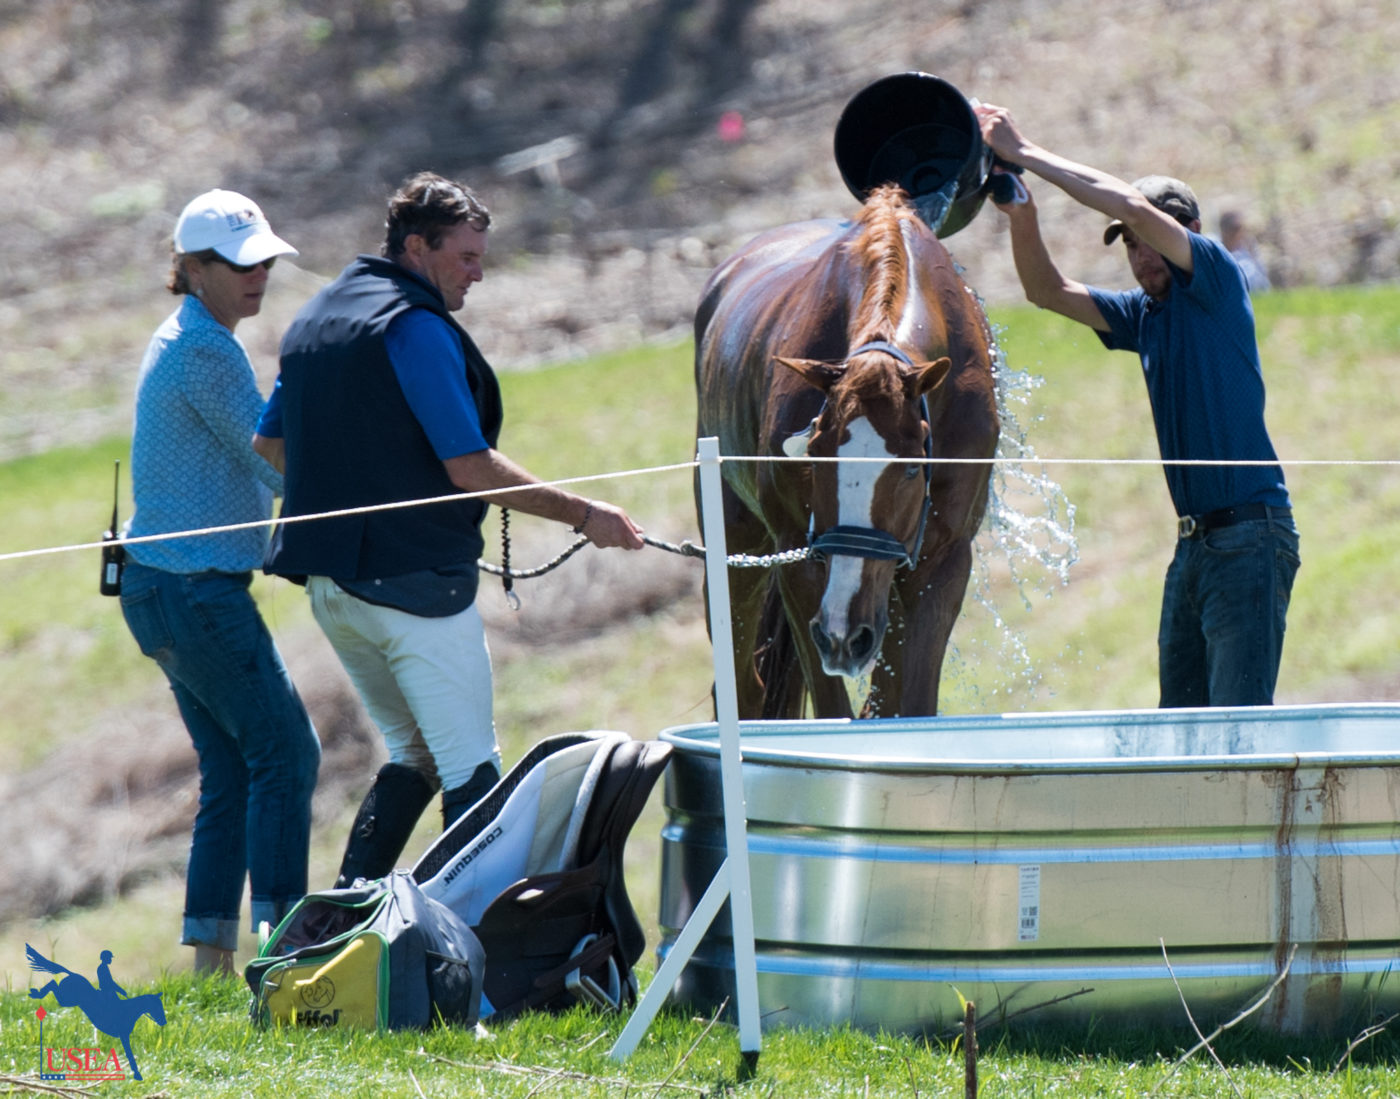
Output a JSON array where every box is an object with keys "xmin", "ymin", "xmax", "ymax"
[
  {"xmin": 809, "ymin": 620, "xmax": 834, "ymax": 658},
  {"xmin": 847, "ymin": 625, "xmax": 876, "ymax": 665}
]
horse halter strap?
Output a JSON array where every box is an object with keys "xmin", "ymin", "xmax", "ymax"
[{"xmin": 806, "ymin": 341, "xmax": 935, "ymax": 570}]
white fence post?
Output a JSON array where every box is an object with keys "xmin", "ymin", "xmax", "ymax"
[{"xmin": 610, "ymin": 435, "xmax": 762, "ymax": 1062}]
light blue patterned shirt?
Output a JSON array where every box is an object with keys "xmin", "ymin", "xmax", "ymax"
[{"xmin": 125, "ymin": 295, "xmax": 283, "ymax": 573}]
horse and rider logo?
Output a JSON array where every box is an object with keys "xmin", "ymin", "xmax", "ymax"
[
  {"xmin": 26, "ymin": 943, "xmax": 166, "ymax": 1083},
  {"xmin": 299, "ymin": 974, "xmax": 336, "ymax": 1010}
]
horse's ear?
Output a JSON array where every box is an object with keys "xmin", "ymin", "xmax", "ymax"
[
  {"xmin": 777, "ymin": 356, "xmax": 843, "ymax": 392},
  {"xmin": 908, "ymin": 356, "xmax": 952, "ymax": 397}
]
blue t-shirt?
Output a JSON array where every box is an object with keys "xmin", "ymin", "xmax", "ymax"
[
  {"xmin": 258, "ymin": 308, "xmax": 489, "ymax": 458},
  {"xmin": 1088, "ymin": 233, "xmax": 1289, "ymax": 517}
]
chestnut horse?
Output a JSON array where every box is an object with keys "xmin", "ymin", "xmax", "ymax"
[{"xmin": 695, "ymin": 184, "xmax": 999, "ymax": 719}]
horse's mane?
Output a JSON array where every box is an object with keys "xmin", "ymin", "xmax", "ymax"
[
  {"xmin": 832, "ymin": 184, "xmax": 917, "ymax": 423},
  {"xmin": 847, "ymin": 184, "xmax": 916, "ymax": 348}
]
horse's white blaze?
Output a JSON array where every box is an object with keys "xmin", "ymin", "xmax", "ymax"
[{"xmin": 820, "ymin": 416, "xmax": 893, "ymax": 646}]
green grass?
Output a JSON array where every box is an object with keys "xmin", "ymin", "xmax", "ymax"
[
  {"xmin": 2, "ymin": 287, "xmax": 1400, "ymax": 1094},
  {"xmin": 4, "ymin": 970, "xmax": 1399, "ymax": 1096},
  {"xmin": 493, "ymin": 341, "xmax": 700, "ymax": 489}
]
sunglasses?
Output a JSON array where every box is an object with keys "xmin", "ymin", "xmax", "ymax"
[{"xmin": 208, "ymin": 254, "xmax": 277, "ymax": 274}]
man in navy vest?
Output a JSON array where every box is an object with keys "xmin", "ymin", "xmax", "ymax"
[
  {"xmin": 255, "ymin": 173, "xmax": 644, "ymax": 885},
  {"xmin": 974, "ymin": 104, "xmax": 1300, "ymax": 708}
]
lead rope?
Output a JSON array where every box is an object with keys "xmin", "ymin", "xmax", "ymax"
[{"xmin": 480, "ymin": 516, "xmax": 802, "ymax": 607}]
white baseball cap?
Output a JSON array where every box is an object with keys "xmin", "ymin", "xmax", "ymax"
[{"xmin": 173, "ymin": 189, "xmax": 298, "ymax": 264}]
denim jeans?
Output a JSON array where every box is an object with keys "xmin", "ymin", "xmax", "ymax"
[
  {"xmin": 1158, "ymin": 515, "xmax": 1301, "ymax": 708},
  {"xmin": 120, "ymin": 562, "xmax": 321, "ymax": 950}
]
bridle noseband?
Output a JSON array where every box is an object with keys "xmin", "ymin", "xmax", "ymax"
[{"xmin": 804, "ymin": 340, "xmax": 934, "ymax": 570}]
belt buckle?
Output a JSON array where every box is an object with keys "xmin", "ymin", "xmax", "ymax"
[{"xmin": 1177, "ymin": 515, "xmax": 1198, "ymax": 539}]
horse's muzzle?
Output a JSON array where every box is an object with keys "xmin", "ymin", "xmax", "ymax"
[{"xmin": 810, "ymin": 617, "xmax": 883, "ymax": 679}]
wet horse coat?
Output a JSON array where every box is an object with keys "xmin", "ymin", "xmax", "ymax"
[{"xmin": 695, "ymin": 184, "xmax": 998, "ymax": 718}]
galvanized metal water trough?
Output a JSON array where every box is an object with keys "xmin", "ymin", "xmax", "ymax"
[{"xmin": 656, "ymin": 703, "xmax": 1400, "ymax": 1035}]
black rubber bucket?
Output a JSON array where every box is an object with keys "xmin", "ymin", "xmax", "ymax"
[{"xmin": 834, "ymin": 72, "xmax": 992, "ymax": 238}]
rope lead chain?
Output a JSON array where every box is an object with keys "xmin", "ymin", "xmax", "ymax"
[
  {"xmin": 497, "ymin": 507, "xmax": 521, "ymax": 610},
  {"xmin": 478, "ymin": 527, "xmax": 798, "ymax": 598}
]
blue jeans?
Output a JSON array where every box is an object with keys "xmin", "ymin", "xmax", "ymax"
[
  {"xmin": 120, "ymin": 562, "xmax": 321, "ymax": 950},
  {"xmin": 1158, "ymin": 515, "xmax": 1301, "ymax": 708}
]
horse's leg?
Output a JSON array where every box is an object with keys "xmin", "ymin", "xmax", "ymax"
[
  {"xmin": 880, "ymin": 538, "xmax": 976, "ymax": 716},
  {"xmin": 754, "ymin": 579, "xmax": 800, "ymax": 719},
  {"xmin": 776, "ymin": 560, "xmax": 854, "ymax": 719},
  {"xmin": 29, "ymin": 980, "xmax": 57, "ymax": 1000},
  {"xmin": 724, "ymin": 563, "xmax": 775, "ymax": 720},
  {"xmin": 120, "ymin": 1035, "xmax": 142, "ymax": 1082}
]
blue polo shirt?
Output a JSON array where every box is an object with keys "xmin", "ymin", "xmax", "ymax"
[
  {"xmin": 1088, "ymin": 232, "xmax": 1289, "ymax": 518},
  {"xmin": 259, "ymin": 303, "xmax": 493, "ymax": 616}
]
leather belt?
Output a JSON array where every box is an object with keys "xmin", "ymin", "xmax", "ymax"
[{"xmin": 1177, "ymin": 503, "xmax": 1291, "ymax": 539}]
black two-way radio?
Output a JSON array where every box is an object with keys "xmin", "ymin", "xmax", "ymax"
[{"xmin": 99, "ymin": 459, "xmax": 125, "ymax": 597}]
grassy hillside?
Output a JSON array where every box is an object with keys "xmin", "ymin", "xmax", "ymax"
[{"xmin": 1, "ymin": 4, "xmax": 1396, "ymax": 1090}]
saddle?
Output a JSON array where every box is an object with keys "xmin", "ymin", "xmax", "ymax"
[
  {"xmin": 245, "ymin": 731, "xmax": 670, "ymax": 1029},
  {"xmin": 414, "ymin": 730, "xmax": 671, "ymax": 1018}
]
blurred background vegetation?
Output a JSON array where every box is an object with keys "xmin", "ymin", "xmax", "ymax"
[{"xmin": 2, "ymin": 0, "xmax": 1396, "ymax": 457}]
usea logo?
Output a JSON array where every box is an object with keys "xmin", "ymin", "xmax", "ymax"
[{"xmin": 26, "ymin": 944, "xmax": 167, "ymax": 1083}]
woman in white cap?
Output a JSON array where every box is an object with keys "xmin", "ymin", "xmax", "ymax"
[{"xmin": 118, "ymin": 190, "xmax": 321, "ymax": 976}]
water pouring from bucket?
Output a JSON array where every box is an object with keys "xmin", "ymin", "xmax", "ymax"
[{"xmin": 835, "ymin": 72, "xmax": 1014, "ymax": 238}]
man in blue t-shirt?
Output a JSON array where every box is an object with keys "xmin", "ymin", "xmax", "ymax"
[{"xmin": 975, "ymin": 103, "xmax": 1300, "ymax": 708}]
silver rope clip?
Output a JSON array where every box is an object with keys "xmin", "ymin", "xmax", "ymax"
[{"xmin": 505, "ymin": 588, "xmax": 522, "ymax": 612}]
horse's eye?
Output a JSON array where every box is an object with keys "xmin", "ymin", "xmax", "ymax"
[{"xmin": 904, "ymin": 464, "xmax": 921, "ymax": 480}]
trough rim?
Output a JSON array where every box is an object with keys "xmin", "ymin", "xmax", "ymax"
[{"xmin": 658, "ymin": 702, "xmax": 1400, "ymax": 775}]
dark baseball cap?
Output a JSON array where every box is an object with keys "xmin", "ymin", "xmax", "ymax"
[{"xmin": 1103, "ymin": 175, "xmax": 1201, "ymax": 244}]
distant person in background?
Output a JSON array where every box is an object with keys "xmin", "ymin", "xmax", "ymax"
[
  {"xmin": 254, "ymin": 172, "xmax": 644, "ymax": 888},
  {"xmin": 974, "ymin": 104, "xmax": 1300, "ymax": 709},
  {"xmin": 1218, "ymin": 209, "xmax": 1272, "ymax": 293},
  {"xmin": 120, "ymin": 189, "xmax": 321, "ymax": 975}
]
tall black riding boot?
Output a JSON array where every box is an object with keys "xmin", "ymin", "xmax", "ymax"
[
  {"xmin": 334, "ymin": 763, "xmax": 438, "ymax": 888},
  {"xmin": 441, "ymin": 761, "xmax": 502, "ymax": 829}
]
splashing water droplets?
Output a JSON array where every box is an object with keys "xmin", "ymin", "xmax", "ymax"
[
  {"xmin": 839, "ymin": 292, "xmax": 1080, "ymax": 718},
  {"xmin": 947, "ymin": 313, "xmax": 1080, "ymax": 710}
]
